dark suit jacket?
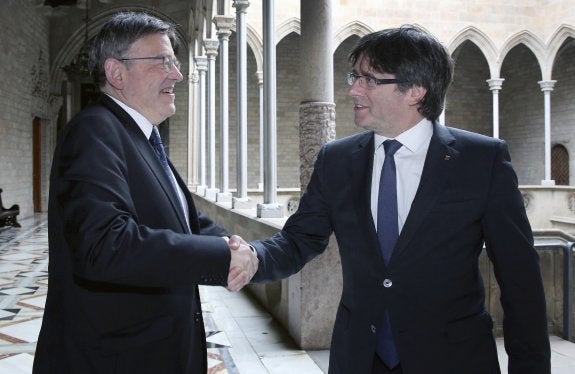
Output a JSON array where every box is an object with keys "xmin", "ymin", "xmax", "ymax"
[
  {"xmin": 34, "ymin": 95, "xmax": 230, "ymax": 374},
  {"xmin": 251, "ymin": 123, "xmax": 551, "ymax": 374}
]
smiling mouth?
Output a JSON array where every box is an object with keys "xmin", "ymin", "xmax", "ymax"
[{"xmin": 161, "ymin": 87, "xmax": 174, "ymax": 94}]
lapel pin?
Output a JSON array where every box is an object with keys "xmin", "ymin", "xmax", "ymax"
[{"xmin": 444, "ymin": 155, "xmax": 451, "ymax": 161}]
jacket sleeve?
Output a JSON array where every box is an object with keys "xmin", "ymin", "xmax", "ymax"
[
  {"xmin": 251, "ymin": 146, "xmax": 333, "ymax": 282},
  {"xmin": 481, "ymin": 140, "xmax": 551, "ymax": 374}
]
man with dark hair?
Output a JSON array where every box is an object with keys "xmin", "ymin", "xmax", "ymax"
[
  {"xmin": 33, "ymin": 11, "xmax": 257, "ymax": 374},
  {"xmin": 232, "ymin": 25, "xmax": 550, "ymax": 373}
]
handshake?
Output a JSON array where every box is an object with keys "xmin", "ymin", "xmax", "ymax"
[{"xmin": 225, "ymin": 235, "xmax": 258, "ymax": 292}]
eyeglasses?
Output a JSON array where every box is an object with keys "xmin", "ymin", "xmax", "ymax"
[
  {"xmin": 346, "ymin": 72, "xmax": 405, "ymax": 89},
  {"xmin": 118, "ymin": 56, "xmax": 181, "ymax": 73}
]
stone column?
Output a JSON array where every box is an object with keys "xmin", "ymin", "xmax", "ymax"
[
  {"xmin": 276, "ymin": 0, "xmax": 339, "ymax": 350},
  {"xmin": 257, "ymin": 0, "xmax": 283, "ymax": 218},
  {"xmin": 539, "ymin": 80, "xmax": 557, "ymax": 186},
  {"xmin": 232, "ymin": 0, "xmax": 253, "ymax": 209},
  {"xmin": 299, "ymin": 0, "xmax": 335, "ymax": 190},
  {"xmin": 487, "ymin": 78, "xmax": 504, "ymax": 139},
  {"xmin": 187, "ymin": 55, "xmax": 200, "ymax": 188},
  {"xmin": 214, "ymin": 15, "xmax": 235, "ymax": 203},
  {"xmin": 195, "ymin": 56, "xmax": 208, "ymax": 195},
  {"xmin": 255, "ymin": 70, "xmax": 264, "ymax": 191},
  {"xmin": 204, "ymin": 39, "xmax": 220, "ymax": 200}
]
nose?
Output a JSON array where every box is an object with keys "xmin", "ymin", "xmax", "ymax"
[
  {"xmin": 347, "ymin": 79, "xmax": 363, "ymax": 97},
  {"xmin": 169, "ymin": 65, "xmax": 184, "ymax": 82}
]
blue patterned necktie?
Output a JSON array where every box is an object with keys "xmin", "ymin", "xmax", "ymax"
[
  {"xmin": 376, "ymin": 139, "xmax": 402, "ymax": 369},
  {"xmin": 149, "ymin": 127, "xmax": 181, "ymax": 202}
]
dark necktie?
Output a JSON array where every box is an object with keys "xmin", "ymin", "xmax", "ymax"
[
  {"xmin": 376, "ymin": 139, "xmax": 402, "ymax": 369},
  {"xmin": 149, "ymin": 126, "xmax": 181, "ymax": 201}
]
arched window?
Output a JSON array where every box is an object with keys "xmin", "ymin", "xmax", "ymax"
[{"xmin": 551, "ymin": 144, "xmax": 569, "ymax": 185}]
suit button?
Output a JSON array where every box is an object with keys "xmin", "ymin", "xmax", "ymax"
[
  {"xmin": 383, "ymin": 279, "xmax": 393, "ymax": 288},
  {"xmin": 370, "ymin": 325, "xmax": 377, "ymax": 334}
]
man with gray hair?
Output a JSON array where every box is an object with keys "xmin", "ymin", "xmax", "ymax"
[{"xmin": 34, "ymin": 11, "xmax": 257, "ymax": 374}]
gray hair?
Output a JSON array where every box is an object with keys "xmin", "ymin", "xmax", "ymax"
[{"xmin": 89, "ymin": 11, "xmax": 179, "ymax": 86}]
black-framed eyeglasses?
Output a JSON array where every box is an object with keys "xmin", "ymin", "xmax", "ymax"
[
  {"xmin": 346, "ymin": 72, "xmax": 405, "ymax": 89},
  {"xmin": 118, "ymin": 55, "xmax": 181, "ymax": 73}
]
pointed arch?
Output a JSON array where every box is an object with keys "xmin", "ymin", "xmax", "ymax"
[
  {"xmin": 276, "ymin": 17, "xmax": 300, "ymax": 41},
  {"xmin": 546, "ymin": 24, "xmax": 575, "ymax": 79},
  {"xmin": 246, "ymin": 24, "xmax": 263, "ymax": 71},
  {"xmin": 500, "ymin": 31, "xmax": 545, "ymax": 80},
  {"xmin": 334, "ymin": 21, "xmax": 373, "ymax": 51},
  {"xmin": 448, "ymin": 26, "xmax": 499, "ymax": 78}
]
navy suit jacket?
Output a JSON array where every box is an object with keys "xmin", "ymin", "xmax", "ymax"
[
  {"xmin": 34, "ymin": 95, "xmax": 230, "ymax": 374},
  {"xmin": 251, "ymin": 123, "xmax": 551, "ymax": 374}
]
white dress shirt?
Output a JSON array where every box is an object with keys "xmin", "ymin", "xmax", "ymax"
[{"xmin": 371, "ymin": 119, "xmax": 433, "ymax": 233}]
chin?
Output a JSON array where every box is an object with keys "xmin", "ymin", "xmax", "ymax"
[
  {"xmin": 356, "ymin": 123, "xmax": 373, "ymax": 131},
  {"xmin": 163, "ymin": 107, "xmax": 176, "ymax": 118}
]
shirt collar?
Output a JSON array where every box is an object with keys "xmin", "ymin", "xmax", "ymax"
[
  {"xmin": 374, "ymin": 118, "xmax": 433, "ymax": 154},
  {"xmin": 105, "ymin": 94, "xmax": 154, "ymax": 138}
]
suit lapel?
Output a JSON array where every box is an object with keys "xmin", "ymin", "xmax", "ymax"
[
  {"xmin": 100, "ymin": 95, "xmax": 191, "ymax": 233},
  {"xmin": 350, "ymin": 133, "xmax": 376, "ymax": 224},
  {"xmin": 170, "ymin": 161, "xmax": 200, "ymax": 233},
  {"xmin": 349, "ymin": 133, "xmax": 386, "ymax": 264},
  {"xmin": 392, "ymin": 123, "xmax": 458, "ymax": 260}
]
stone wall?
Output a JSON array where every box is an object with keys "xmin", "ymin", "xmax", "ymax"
[{"xmin": 0, "ymin": 1, "xmax": 51, "ymax": 217}]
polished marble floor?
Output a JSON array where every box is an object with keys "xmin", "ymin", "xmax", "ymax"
[{"xmin": 1, "ymin": 214, "xmax": 575, "ymax": 373}]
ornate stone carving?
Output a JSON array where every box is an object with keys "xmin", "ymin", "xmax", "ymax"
[
  {"xmin": 299, "ymin": 102, "xmax": 336, "ymax": 191},
  {"xmin": 522, "ymin": 193, "xmax": 531, "ymax": 210},
  {"xmin": 287, "ymin": 197, "xmax": 300, "ymax": 214},
  {"xmin": 31, "ymin": 49, "xmax": 49, "ymax": 99},
  {"xmin": 568, "ymin": 193, "xmax": 575, "ymax": 215}
]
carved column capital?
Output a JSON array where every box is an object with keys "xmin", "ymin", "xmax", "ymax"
[
  {"xmin": 255, "ymin": 70, "xmax": 263, "ymax": 86},
  {"xmin": 486, "ymin": 78, "xmax": 505, "ymax": 91},
  {"xmin": 194, "ymin": 56, "xmax": 208, "ymax": 71},
  {"xmin": 213, "ymin": 15, "xmax": 235, "ymax": 40},
  {"xmin": 204, "ymin": 39, "xmax": 219, "ymax": 59},
  {"xmin": 233, "ymin": 0, "xmax": 250, "ymax": 13},
  {"xmin": 538, "ymin": 80, "xmax": 557, "ymax": 92}
]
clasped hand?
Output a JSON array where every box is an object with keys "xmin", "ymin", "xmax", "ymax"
[{"xmin": 226, "ymin": 235, "xmax": 258, "ymax": 292}]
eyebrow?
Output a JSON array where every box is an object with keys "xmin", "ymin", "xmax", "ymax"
[{"xmin": 355, "ymin": 71, "xmax": 381, "ymax": 80}]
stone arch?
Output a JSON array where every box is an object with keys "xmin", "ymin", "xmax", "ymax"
[
  {"xmin": 277, "ymin": 17, "xmax": 300, "ymax": 41},
  {"xmin": 333, "ymin": 21, "xmax": 373, "ymax": 52},
  {"xmin": 447, "ymin": 40, "xmax": 492, "ymax": 136},
  {"xmin": 226, "ymin": 23, "xmax": 263, "ymax": 78},
  {"xmin": 500, "ymin": 30, "xmax": 545, "ymax": 80},
  {"xmin": 547, "ymin": 24, "xmax": 575, "ymax": 79},
  {"xmin": 448, "ymin": 26, "xmax": 499, "ymax": 79},
  {"xmin": 246, "ymin": 24, "xmax": 263, "ymax": 71}
]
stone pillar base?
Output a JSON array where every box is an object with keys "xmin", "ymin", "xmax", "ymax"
[
  {"xmin": 196, "ymin": 185, "xmax": 207, "ymax": 196},
  {"xmin": 216, "ymin": 192, "xmax": 233, "ymax": 203},
  {"xmin": 205, "ymin": 188, "xmax": 220, "ymax": 201},
  {"xmin": 257, "ymin": 203, "xmax": 284, "ymax": 218},
  {"xmin": 233, "ymin": 196, "xmax": 253, "ymax": 209}
]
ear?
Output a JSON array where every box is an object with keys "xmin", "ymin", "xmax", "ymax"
[
  {"xmin": 104, "ymin": 58, "xmax": 125, "ymax": 90},
  {"xmin": 407, "ymin": 85, "xmax": 427, "ymax": 107}
]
